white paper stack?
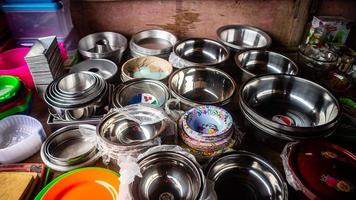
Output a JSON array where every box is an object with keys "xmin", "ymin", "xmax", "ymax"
[{"xmin": 25, "ymin": 36, "xmax": 64, "ymax": 98}]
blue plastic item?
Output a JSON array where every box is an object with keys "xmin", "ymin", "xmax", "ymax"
[
  {"xmin": 1, "ymin": 2, "xmax": 62, "ymax": 11},
  {"xmin": 5, "ymin": 0, "xmax": 57, "ymax": 3}
]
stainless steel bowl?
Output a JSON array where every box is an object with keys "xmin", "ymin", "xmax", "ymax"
[
  {"xmin": 130, "ymin": 29, "xmax": 177, "ymax": 58},
  {"xmin": 112, "ymin": 79, "xmax": 170, "ymax": 108},
  {"xmin": 43, "ymin": 124, "xmax": 97, "ymax": 166},
  {"xmin": 239, "ymin": 74, "xmax": 341, "ymax": 140},
  {"xmin": 169, "ymin": 66, "xmax": 236, "ymax": 109},
  {"xmin": 131, "ymin": 151, "xmax": 204, "ymax": 200},
  {"xmin": 78, "ymin": 32, "xmax": 127, "ymax": 63},
  {"xmin": 217, "ymin": 25, "xmax": 272, "ymax": 51},
  {"xmin": 44, "ymin": 72, "xmax": 109, "ymax": 120},
  {"xmin": 70, "ymin": 59, "xmax": 118, "ymax": 83},
  {"xmin": 97, "ymin": 106, "xmax": 167, "ymax": 147},
  {"xmin": 173, "ymin": 38, "xmax": 230, "ymax": 67},
  {"xmin": 235, "ymin": 50, "xmax": 299, "ymax": 82},
  {"xmin": 206, "ymin": 151, "xmax": 288, "ymax": 200}
]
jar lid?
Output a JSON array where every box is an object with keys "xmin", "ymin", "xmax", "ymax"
[{"xmin": 0, "ymin": 75, "xmax": 21, "ymax": 103}]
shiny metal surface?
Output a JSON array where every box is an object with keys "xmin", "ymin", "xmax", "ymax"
[
  {"xmin": 217, "ymin": 25, "xmax": 272, "ymax": 51},
  {"xmin": 169, "ymin": 66, "xmax": 236, "ymax": 108},
  {"xmin": 173, "ymin": 38, "xmax": 230, "ymax": 66},
  {"xmin": 235, "ymin": 50, "xmax": 299, "ymax": 82},
  {"xmin": 298, "ymin": 45, "xmax": 339, "ymax": 72},
  {"xmin": 130, "ymin": 29, "xmax": 177, "ymax": 57},
  {"xmin": 206, "ymin": 151, "xmax": 288, "ymax": 200},
  {"xmin": 131, "ymin": 151, "xmax": 204, "ymax": 200},
  {"xmin": 97, "ymin": 107, "xmax": 167, "ymax": 146},
  {"xmin": 112, "ymin": 79, "xmax": 170, "ymax": 108},
  {"xmin": 43, "ymin": 124, "xmax": 97, "ymax": 166},
  {"xmin": 70, "ymin": 59, "xmax": 118, "ymax": 83},
  {"xmin": 44, "ymin": 72, "xmax": 109, "ymax": 120},
  {"xmin": 239, "ymin": 74, "xmax": 341, "ymax": 139},
  {"xmin": 78, "ymin": 32, "xmax": 127, "ymax": 63}
]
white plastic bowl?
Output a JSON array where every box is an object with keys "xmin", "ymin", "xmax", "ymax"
[{"xmin": 0, "ymin": 115, "xmax": 46, "ymax": 163}]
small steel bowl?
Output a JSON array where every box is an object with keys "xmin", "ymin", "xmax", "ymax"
[
  {"xmin": 121, "ymin": 56, "xmax": 173, "ymax": 82},
  {"xmin": 130, "ymin": 29, "xmax": 177, "ymax": 57},
  {"xmin": 70, "ymin": 59, "xmax": 118, "ymax": 83},
  {"xmin": 235, "ymin": 50, "xmax": 299, "ymax": 82},
  {"xmin": 78, "ymin": 32, "xmax": 127, "ymax": 63},
  {"xmin": 206, "ymin": 151, "xmax": 288, "ymax": 200},
  {"xmin": 112, "ymin": 79, "xmax": 170, "ymax": 108},
  {"xmin": 239, "ymin": 74, "xmax": 341, "ymax": 140},
  {"xmin": 169, "ymin": 66, "xmax": 236, "ymax": 109},
  {"xmin": 97, "ymin": 106, "xmax": 167, "ymax": 146},
  {"xmin": 217, "ymin": 25, "xmax": 272, "ymax": 51},
  {"xmin": 43, "ymin": 124, "xmax": 97, "ymax": 166},
  {"xmin": 173, "ymin": 38, "xmax": 230, "ymax": 67},
  {"xmin": 131, "ymin": 151, "xmax": 204, "ymax": 200}
]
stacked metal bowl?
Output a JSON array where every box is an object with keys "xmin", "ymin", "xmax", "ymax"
[
  {"xmin": 44, "ymin": 71, "xmax": 109, "ymax": 121},
  {"xmin": 130, "ymin": 29, "xmax": 177, "ymax": 59},
  {"xmin": 168, "ymin": 66, "xmax": 236, "ymax": 110},
  {"xmin": 179, "ymin": 106, "xmax": 236, "ymax": 155},
  {"xmin": 217, "ymin": 25, "xmax": 272, "ymax": 52},
  {"xmin": 130, "ymin": 150, "xmax": 206, "ymax": 200},
  {"xmin": 40, "ymin": 124, "xmax": 99, "ymax": 171},
  {"xmin": 96, "ymin": 105, "xmax": 169, "ymax": 158},
  {"xmin": 112, "ymin": 79, "xmax": 170, "ymax": 108},
  {"xmin": 239, "ymin": 74, "xmax": 341, "ymax": 141},
  {"xmin": 171, "ymin": 38, "xmax": 230, "ymax": 68}
]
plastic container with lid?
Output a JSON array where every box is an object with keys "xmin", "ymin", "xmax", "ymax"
[{"xmin": 1, "ymin": 0, "xmax": 73, "ymax": 40}]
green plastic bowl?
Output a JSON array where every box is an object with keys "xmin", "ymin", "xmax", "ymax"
[{"xmin": 0, "ymin": 75, "xmax": 21, "ymax": 103}]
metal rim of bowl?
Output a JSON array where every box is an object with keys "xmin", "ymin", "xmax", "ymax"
[
  {"xmin": 130, "ymin": 29, "xmax": 178, "ymax": 55},
  {"xmin": 234, "ymin": 50, "xmax": 299, "ymax": 77},
  {"xmin": 70, "ymin": 59, "xmax": 118, "ymax": 81},
  {"xmin": 43, "ymin": 124, "xmax": 97, "ymax": 166},
  {"xmin": 216, "ymin": 25, "xmax": 272, "ymax": 50},
  {"xmin": 298, "ymin": 45, "xmax": 339, "ymax": 65},
  {"xmin": 121, "ymin": 56, "xmax": 173, "ymax": 81},
  {"xmin": 112, "ymin": 78, "xmax": 170, "ymax": 108},
  {"xmin": 239, "ymin": 74, "xmax": 342, "ymax": 132},
  {"xmin": 206, "ymin": 150, "xmax": 288, "ymax": 200},
  {"xmin": 173, "ymin": 38, "xmax": 230, "ymax": 66},
  {"xmin": 168, "ymin": 66, "xmax": 236, "ymax": 105},
  {"xmin": 133, "ymin": 150, "xmax": 205, "ymax": 200},
  {"xmin": 78, "ymin": 32, "xmax": 128, "ymax": 57},
  {"xmin": 96, "ymin": 107, "xmax": 167, "ymax": 147}
]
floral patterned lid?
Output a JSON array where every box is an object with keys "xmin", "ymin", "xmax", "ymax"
[{"xmin": 287, "ymin": 141, "xmax": 356, "ymax": 200}]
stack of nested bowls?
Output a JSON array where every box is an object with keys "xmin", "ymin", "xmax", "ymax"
[
  {"xmin": 130, "ymin": 29, "xmax": 177, "ymax": 59},
  {"xmin": 96, "ymin": 105, "xmax": 169, "ymax": 159},
  {"xmin": 44, "ymin": 71, "xmax": 109, "ymax": 121},
  {"xmin": 0, "ymin": 75, "xmax": 32, "ymax": 119},
  {"xmin": 179, "ymin": 105, "xmax": 237, "ymax": 157},
  {"xmin": 130, "ymin": 149, "xmax": 206, "ymax": 200},
  {"xmin": 239, "ymin": 74, "xmax": 341, "ymax": 143}
]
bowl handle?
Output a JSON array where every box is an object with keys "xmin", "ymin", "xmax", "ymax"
[{"xmin": 164, "ymin": 99, "xmax": 184, "ymax": 121}]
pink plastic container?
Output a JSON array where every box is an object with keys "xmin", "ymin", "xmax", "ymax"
[{"xmin": 0, "ymin": 48, "xmax": 34, "ymax": 89}]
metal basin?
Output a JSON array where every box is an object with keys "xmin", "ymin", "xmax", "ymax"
[
  {"xmin": 239, "ymin": 74, "xmax": 341, "ymax": 139},
  {"xmin": 235, "ymin": 50, "xmax": 299, "ymax": 82},
  {"xmin": 217, "ymin": 25, "xmax": 272, "ymax": 51},
  {"xmin": 78, "ymin": 32, "xmax": 127, "ymax": 63},
  {"xmin": 298, "ymin": 44, "xmax": 339, "ymax": 72},
  {"xmin": 112, "ymin": 79, "xmax": 170, "ymax": 108},
  {"xmin": 169, "ymin": 66, "xmax": 236, "ymax": 108},
  {"xmin": 70, "ymin": 59, "xmax": 118, "ymax": 83},
  {"xmin": 173, "ymin": 38, "xmax": 229, "ymax": 67},
  {"xmin": 206, "ymin": 151, "xmax": 288, "ymax": 200},
  {"xmin": 131, "ymin": 151, "xmax": 204, "ymax": 200}
]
